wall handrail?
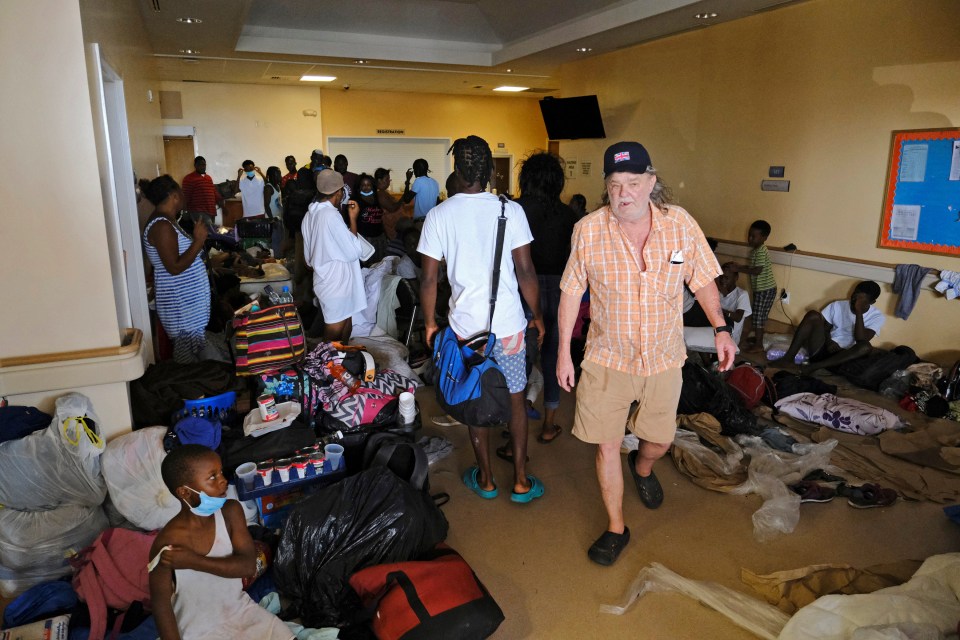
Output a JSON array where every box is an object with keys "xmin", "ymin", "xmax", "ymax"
[{"xmin": 0, "ymin": 329, "xmax": 142, "ymax": 369}]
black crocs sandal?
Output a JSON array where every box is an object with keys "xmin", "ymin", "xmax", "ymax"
[
  {"xmin": 588, "ymin": 527, "xmax": 631, "ymax": 566},
  {"xmin": 628, "ymin": 450, "xmax": 664, "ymax": 509}
]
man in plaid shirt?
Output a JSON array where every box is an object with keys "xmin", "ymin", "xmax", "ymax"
[{"xmin": 557, "ymin": 141, "xmax": 737, "ymax": 566}]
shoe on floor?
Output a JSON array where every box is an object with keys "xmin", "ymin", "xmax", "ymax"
[
  {"xmin": 627, "ymin": 450, "xmax": 664, "ymax": 509},
  {"xmin": 588, "ymin": 528, "xmax": 630, "ymax": 566},
  {"xmin": 462, "ymin": 466, "xmax": 498, "ymax": 500},
  {"xmin": 510, "ymin": 475, "xmax": 545, "ymax": 503},
  {"xmin": 526, "ymin": 406, "xmax": 542, "ymax": 420},
  {"xmin": 789, "ymin": 480, "xmax": 836, "ymax": 503},
  {"xmin": 838, "ymin": 482, "xmax": 897, "ymax": 509}
]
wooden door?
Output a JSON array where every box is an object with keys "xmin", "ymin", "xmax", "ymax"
[{"xmin": 163, "ymin": 136, "xmax": 194, "ymax": 183}]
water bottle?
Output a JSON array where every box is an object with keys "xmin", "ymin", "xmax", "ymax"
[{"xmin": 281, "ymin": 286, "xmax": 293, "ymax": 303}]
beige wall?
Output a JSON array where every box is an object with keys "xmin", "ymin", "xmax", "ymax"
[
  {"xmin": 559, "ymin": 0, "xmax": 960, "ymax": 363},
  {"xmin": 0, "ymin": 1, "xmax": 120, "ymax": 359},
  {"xmin": 80, "ymin": 0, "xmax": 166, "ymax": 181},
  {"xmin": 160, "ymin": 81, "xmax": 326, "ymax": 183},
  {"xmin": 319, "ymin": 89, "xmax": 547, "ymax": 187}
]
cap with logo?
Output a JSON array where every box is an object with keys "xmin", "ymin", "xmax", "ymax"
[
  {"xmin": 603, "ymin": 142, "xmax": 654, "ymax": 177},
  {"xmin": 315, "ymin": 170, "xmax": 345, "ymax": 195}
]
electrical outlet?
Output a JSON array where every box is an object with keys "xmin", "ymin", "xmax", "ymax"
[{"xmin": 780, "ymin": 289, "xmax": 790, "ymax": 304}]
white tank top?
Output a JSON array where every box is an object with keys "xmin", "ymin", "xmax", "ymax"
[{"xmin": 171, "ymin": 509, "xmax": 292, "ymax": 640}]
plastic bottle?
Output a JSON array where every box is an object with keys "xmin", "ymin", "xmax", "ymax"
[{"xmin": 281, "ymin": 286, "xmax": 293, "ymax": 303}]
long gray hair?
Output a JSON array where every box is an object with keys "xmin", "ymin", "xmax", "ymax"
[{"xmin": 601, "ymin": 170, "xmax": 673, "ymax": 209}]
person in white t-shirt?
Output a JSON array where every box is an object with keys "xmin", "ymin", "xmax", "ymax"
[
  {"xmin": 418, "ymin": 135, "xmax": 546, "ymax": 504},
  {"xmin": 236, "ymin": 160, "xmax": 265, "ymax": 218},
  {"xmin": 771, "ymin": 280, "xmax": 885, "ymax": 374}
]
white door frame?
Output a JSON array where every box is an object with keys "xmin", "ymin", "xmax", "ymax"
[{"xmin": 87, "ymin": 43, "xmax": 154, "ymax": 362}]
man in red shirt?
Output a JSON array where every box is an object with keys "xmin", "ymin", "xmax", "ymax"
[
  {"xmin": 281, "ymin": 155, "xmax": 298, "ymax": 188},
  {"xmin": 181, "ymin": 156, "xmax": 220, "ymax": 225}
]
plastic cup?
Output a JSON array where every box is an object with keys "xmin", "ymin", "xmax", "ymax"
[
  {"xmin": 235, "ymin": 462, "xmax": 257, "ymax": 490},
  {"xmin": 275, "ymin": 459, "xmax": 292, "ymax": 483},
  {"xmin": 256, "ymin": 462, "xmax": 274, "ymax": 487},
  {"xmin": 398, "ymin": 392, "xmax": 417, "ymax": 424},
  {"xmin": 324, "ymin": 443, "xmax": 344, "ymax": 470},
  {"xmin": 292, "ymin": 456, "xmax": 309, "ymax": 479}
]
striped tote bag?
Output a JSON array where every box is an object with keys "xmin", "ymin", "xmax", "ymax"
[{"xmin": 232, "ymin": 303, "xmax": 306, "ymax": 376}]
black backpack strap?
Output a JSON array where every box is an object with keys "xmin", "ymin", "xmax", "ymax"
[{"xmin": 487, "ymin": 195, "xmax": 509, "ymax": 333}]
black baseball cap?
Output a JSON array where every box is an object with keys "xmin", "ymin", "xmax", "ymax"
[{"xmin": 603, "ymin": 141, "xmax": 654, "ymax": 177}]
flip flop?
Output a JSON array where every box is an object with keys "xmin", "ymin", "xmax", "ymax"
[
  {"xmin": 510, "ymin": 475, "xmax": 545, "ymax": 503},
  {"xmin": 495, "ymin": 443, "xmax": 529, "ymax": 463},
  {"xmin": 462, "ymin": 466, "xmax": 498, "ymax": 499},
  {"xmin": 536, "ymin": 425, "xmax": 562, "ymax": 444},
  {"xmin": 627, "ymin": 450, "xmax": 663, "ymax": 509}
]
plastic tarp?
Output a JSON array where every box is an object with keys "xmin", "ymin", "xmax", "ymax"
[
  {"xmin": 274, "ymin": 466, "xmax": 448, "ymax": 630},
  {"xmin": 600, "ymin": 562, "xmax": 790, "ymax": 640},
  {"xmin": 779, "ymin": 553, "xmax": 960, "ymax": 640},
  {"xmin": 0, "ymin": 393, "xmax": 106, "ymax": 510},
  {"xmin": 101, "ymin": 426, "xmax": 181, "ymax": 531}
]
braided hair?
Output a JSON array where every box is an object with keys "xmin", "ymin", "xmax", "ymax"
[{"xmin": 449, "ymin": 135, "xmax": 493, "ymax": 190}]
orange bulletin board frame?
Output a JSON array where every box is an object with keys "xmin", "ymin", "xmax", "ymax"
[{"xmin": 878, "ymin": 128, "xmax": 960, "ymax": 256}]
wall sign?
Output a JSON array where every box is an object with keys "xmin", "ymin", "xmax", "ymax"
[
  {"xmin": 377, "ymin": 129, "xmax": 405, "ymax": 135},
  {"xmin": 879, "ymin": 128, "xmax": 960, "ymax": 256}
]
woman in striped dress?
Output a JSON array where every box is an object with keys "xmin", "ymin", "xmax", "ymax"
[{"xmin": 143, "ymin": 175, "xmax": 210, "ymax": 363}]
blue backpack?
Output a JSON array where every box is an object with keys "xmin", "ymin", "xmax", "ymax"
[
  {"xmin": 433, "ymin": 330, "xmax": 511, "ymax": 427},
  {"xmin": 432, "ymin": 197, "xmax": 512, "ymax": 427}
]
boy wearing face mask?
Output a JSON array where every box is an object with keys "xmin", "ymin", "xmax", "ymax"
[
  {"xmin": 237, "ymin": 159, "xmax": 266, "ymax": 218},
  {"xmin": 149, "ymin": 445, "xmax": 293, "ymax": 640}
]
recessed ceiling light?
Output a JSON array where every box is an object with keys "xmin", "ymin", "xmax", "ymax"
[
  {"xmin": 494, "ymin": 86, "xmax": 529, "ymax": 92},
  {"xmin": 176, "ymin": 17, "xmax": 202, "ymax": 24},
  {"xmin": 179, "ymin": 48, "xmax": 199, "ymax": 54},
  {"xmin": 300, "ymin": 75, "xmax": 337, "ymax": 82},
  {"xmin": 353, "ymin": 59, "xmax": 368, "ymax": 64},
  {"xmin": 575, "ymin": 47, "xmax": 592, "ymax": 53},
  {"xmin": 506, "ymin": 68, "xmax": 513, "ymax": 73},
  {"xmin": 694, "ymin": 12, "xmax": 718, "ymax": 19}
]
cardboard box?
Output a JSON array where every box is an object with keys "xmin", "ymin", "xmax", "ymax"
[{"xmin": 0, "ymin": 615, "xmax": 70, "ymax": 640}]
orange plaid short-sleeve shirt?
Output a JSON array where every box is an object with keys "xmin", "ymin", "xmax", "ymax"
[{"xmin": 560, "ymin": 203, "xmax": 721, "ymax": 376}]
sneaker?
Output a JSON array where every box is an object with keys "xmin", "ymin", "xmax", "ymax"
[{"xmin": 788, "ymin": 480, "xmax": 836, "ymax": 503}]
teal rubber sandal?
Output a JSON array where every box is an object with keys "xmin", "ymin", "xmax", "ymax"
[
  {"xmin": 462, "ymin": 466, "xmax": 498, "ymax": 499},
  {"xmin": 510, "ymin": 475, "xmax": 545, "ymax": 503}
]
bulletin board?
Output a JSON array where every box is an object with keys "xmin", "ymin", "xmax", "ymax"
[{"xmin": 878, "ymin": 128, "xmax": 960, "ymax": 256}]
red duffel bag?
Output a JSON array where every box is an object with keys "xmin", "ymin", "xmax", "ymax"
[{"xmin": 349, "ymin": 545, "xmax": 504, "ymax": 640}]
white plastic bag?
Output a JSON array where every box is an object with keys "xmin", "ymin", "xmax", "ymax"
[
  {"xmin": 600, "ymin": 562, "xmax": 789, "ymax": 640},
  {"xmin": 101, "ymin": 426, "xmax": 180, "ymax": 531},
  {"xmin": 0, "ymin": 504, "xmax": 107, "ymax": 570},
  {"xmin": 730, "ymin": 438, "xmax": 838, "ymax": 542},
  {"xmin": 0, "ymin": 393, "xmax": 106, "ymax": 510}
]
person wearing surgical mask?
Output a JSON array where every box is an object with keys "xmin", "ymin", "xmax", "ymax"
[
  {"xmin": 150, "ymin": 445, "xmax": 293, "ymax": 640},
  {"xmin": 236, "ymin": 159, "xmax": 266, "ymax": 218},
  {"xmin": 350, "ymin": 173, "xmax": 386, "ymax": 263}
]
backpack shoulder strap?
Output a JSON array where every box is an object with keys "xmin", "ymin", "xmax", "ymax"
[{"xmin": 486, "ymin": 195, "xmax": 509, "ymax": 333}]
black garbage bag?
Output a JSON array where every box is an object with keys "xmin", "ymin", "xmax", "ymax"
[
  {"xmin": 274, "ymin": 466, "xmax": 448, "ymax": 630},
  {"xmin": 831, "ymin": 345, "xmax": 917, "ymax": 391},
  {"xmin": 678, "ymin": 362, "xmax": 763, "ymax": 437}
]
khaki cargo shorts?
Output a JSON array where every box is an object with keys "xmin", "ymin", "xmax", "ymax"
[{"xmin": 572, "ymin": 360, "xmax": 682, "ymax": 445}]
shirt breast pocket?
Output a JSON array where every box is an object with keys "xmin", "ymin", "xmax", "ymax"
[{"xmin": 652, "ymin": 260, "xmax": 686, "ymax": 300}]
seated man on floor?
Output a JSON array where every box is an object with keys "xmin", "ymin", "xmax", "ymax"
[
  {"xmin": 683, "ymin": 264, "xmax": 752, "ymax": 361},
  {"xmin": 770, "ymin": 280, "xmax": 885, "ymax": 374}
]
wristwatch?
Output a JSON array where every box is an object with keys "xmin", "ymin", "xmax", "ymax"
[{"xmin": 713, "ymin": 325, "xmax": 733, "ymax": 336}]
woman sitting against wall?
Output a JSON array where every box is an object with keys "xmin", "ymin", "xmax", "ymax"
[{"xmin": 142, "ymin": 175, "xmax": 211, "ymax": 363}]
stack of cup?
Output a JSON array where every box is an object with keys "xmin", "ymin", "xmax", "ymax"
[
  {"xmin": 398, "ymin": 392, "xmax": 417, "ymax": 426},
  {"xmin": 235, "ymin": 462, "xmax": 257, "ymax": 491}
]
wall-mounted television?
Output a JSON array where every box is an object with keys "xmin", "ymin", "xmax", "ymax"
[{"xmin": 539, "ymin": 95, "xmax": 606, "ymax": 140}]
